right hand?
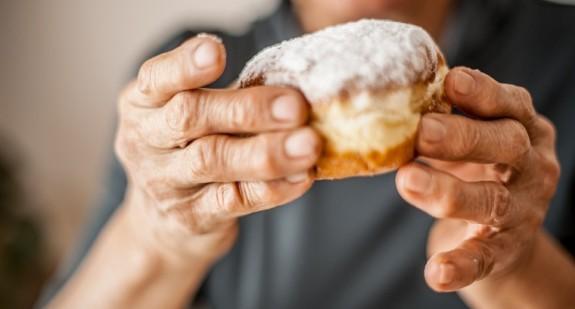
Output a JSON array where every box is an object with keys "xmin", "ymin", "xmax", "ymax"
[{"xmin": 115, "ymin": 34, "xmax": 322, "ymax": 264}]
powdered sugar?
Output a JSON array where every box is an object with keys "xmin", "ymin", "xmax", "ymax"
[{"xmin": 239, "ymin": 19, "xmax": 440, "ymax": 103}]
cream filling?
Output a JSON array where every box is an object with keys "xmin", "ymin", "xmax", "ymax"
[
  {"xmin": 313, "ymin": 88, "xmax": 420, "ymax": 154},
  {"xmin": 311, "ymin": 64, "xmax": 447, "ymax": 155}
]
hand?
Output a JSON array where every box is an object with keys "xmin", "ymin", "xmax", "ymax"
[
  {"xmin": 396, "ymin": 67, "xmax": 560, "ymax": 292},
  {"xmin": 115, "ymin": 34, "xmax": 322, "ymax": 264}
]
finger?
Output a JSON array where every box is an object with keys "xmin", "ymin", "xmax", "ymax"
[
  {"xmin": 418, "ymin": 157, "xmax": 504, "ymax": 183},
  {"xmin": 138, "ymin": 87, "xmax": 309, "ymax": 149},
  {"xmin": 164, "ymin": 128, "xmax": 321, "ymax": 185},
  {"xmin": 424, "ymin": 230, "xmax": 515, "ymax": 292},
  {"xmin": 530, "ymin": 115, "xmax": 556, "ymax": 151},
  {"xmin": 129, "ymin": 34, "xmax": 226, "ymax": 107},
  {"xmin": 396, "ymin": 162, "xmax": 517, "ymax": 227},
  {"xmin": 195, "ymin": 175, "xmax": 314, "ymax": 227},
  {"xmin": 417, "ymin": 113, "xmax": 531, "ymax": 167},
  {"xmin": 157, "ymin": 175, "xmax": 313, "ymax": 234},
  {"xmin": 445, "ymin": 67, "xmax": 537, "ymax": 132}
]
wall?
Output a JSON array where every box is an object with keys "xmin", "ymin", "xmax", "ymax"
[{"xmin": 0, "ymin": 0, "xmax": 280, "ymax": 263}]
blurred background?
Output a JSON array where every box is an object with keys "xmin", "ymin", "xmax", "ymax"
[{"xmin": 0, "ymin": 0, "xmax": 279, "ymax": 307}]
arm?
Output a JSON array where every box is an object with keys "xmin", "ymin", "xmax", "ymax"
[
  {"xmin": 49, "ymin": 201, "xmax": 216, "ymax": 309},
  {"xmin": 49, "ymin": 34, "xmax": 320, "ymax": 308}
]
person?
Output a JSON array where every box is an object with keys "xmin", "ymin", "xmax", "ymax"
[{"xmin": 43, "ymin": 0, "xmax": 575, "ymax": 308}]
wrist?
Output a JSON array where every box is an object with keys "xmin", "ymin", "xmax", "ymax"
[
  {"xmin": 50, "ymin": 200, "xmax": 215, "ymax": 308},
  {"xmin": 121, "ymin": 185, "xmax": 237, "ymax": 268}
]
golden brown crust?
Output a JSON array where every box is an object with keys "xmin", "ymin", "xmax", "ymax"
[
  {"xmin": 238, "ymin": 23, "xmax": 450, "ymax": 181},
  {"xmin": 309, "ymin": 57, "xmax": 449, "ymax": 180},
  {"xmin": 315, "ymin": 134, "xmax": 416, "ymax": 179},
  {"xmin": 243, "ymin": 58, "xmax": 450, "ymax": 180}
]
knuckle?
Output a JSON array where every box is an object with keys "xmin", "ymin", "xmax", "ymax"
[
  {"xmin": 187, "ymin": 138, "xmax": 217, "ymax": 179},
  {"xmin": 214, "ymin": 182, "xmax": 277, "ymax": 220},
  {"xmin": 488, "ymin": 184, "xmax": 511, "ymax": 226},
  {"xmin": 230, "ymin": 91, "xmax": 257, "ymax": 129},
  {"xmin": 541, "ymin": 158, "xmax": 560, "ymax": 199},
  {"xmin": 516, "ymin": 86, "xmax": 536, "ymax": 119},
  {"xmin": 170, "ymin": 202, "xmax": 212, "ymax": 235},
  {"xmin": 137, "ymin": 59, "xmax": 155, "ymax": 94},
  {"xmin": 165, "ymin": 92, "xmax": 196, "ymax": 143},
  {"xmin": 114, "ymin": 130, "xmax": 137, "ymax": 167},
  {"xmin": 436, "ymin": 180, "xmax": 460, "ymax": 218},
  {"xmin": 516, "ymin": 86, "xmax": 533, "ymax": 103},
  {"xmin": 507, "ymin": 120, "xmax": 531, "ymax": 162},
  {"xmin": 170, "ymin": 190, "xmax": 230, "ymax": 235},
  {"xmin": 216, "ymin": 182, "xmax": 247, "ymax": 214},
  {"xmin": 548, "ymin": 159, "xmax": 561, "ymax": 183},
  {"xmin": 473, "ymin": 240, "xmax": 496, "ymax": 279},
  {"xmin": 456, "ymin": 120, "xmax": 481, "ymax": 158},
  {"xmin": 537, "ymin": 115, "xmax": 557, "ymax": 141},
  {"xmin": 475, "ymin": 76, "xmax": 500, "ymax": 112},
  {"xmin": 254, "ymin": 137, "xmax": 282, "ymax": 177},
  {"xmin": 231, "ymin": 101, "xmax": 251, "ymax": 130},
  {"xmin": 238, "ymin": 182, "xmax": 272, "ymax": 212},
  {"xmin": 505, "ymin": 85, "xmax": 536, "ymax": 122}
]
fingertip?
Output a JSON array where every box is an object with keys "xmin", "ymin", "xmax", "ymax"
[
  {"xmin": 395, "ymin": 165, "xmax": 411, "ymax": 193},
  {"xmin": 271, "ymin": 89, "xmax": 310, "ymax": 126},
  {"xmin": 418, "ymin": 114, "xmax": 447, "ymax": 146},
  {"xmin": 396, "ymin": 163, "xmax": 423, "ymax": 208},
  {"xmin": 445, "ymin": 67, "xmax": 477, "ymax": 99},
  {"xmin": 425, "ymin": 259, "xmax": 457, "ymax": 292},
  {"xmin": 284, "ymin": 127, "xmax": 323, "ymax": 161},
  {"xmin": 188, "ymin": 33, "xmax": 227, "ymax": 74},
  {"xmin": 395, "ymin": 162, "xmax": 433, "ymax": 195},
  {"xmin": 426, "ymin": 251, "xmax": 482, "ymax": 292},
  {"xmin": 133, "ymin": 34, "xmax": 227, "ymax": 105},
  {"xmin": 426, "ymin": 252, "xmax": 470, "ymax": 292}
]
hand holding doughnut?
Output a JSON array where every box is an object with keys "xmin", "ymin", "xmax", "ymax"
[
  {"xmin": 115, "ymin": 34, "xmax": 322, "ymax": 262},
  {"xmin": 396, "ymin": 67, "xmax": 560, "ymax": 292}
]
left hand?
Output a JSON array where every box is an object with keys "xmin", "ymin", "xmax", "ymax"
[{"xmin": 396, "ymin": 67, "xmax": 560, "ymax": 292}]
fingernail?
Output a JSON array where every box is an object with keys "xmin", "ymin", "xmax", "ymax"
[
  {"xmin": 421, "ymin": 117, "xmax": 446, "ymax": 143},
  {"xmin": 285, "ymin": 130, "xmax": 317, "ymax": 158},
  {"xmin": 286, "ymin": 171, "xmax": 309, "ymax": 183},
  {"xmin": 403, "ymin": 167, "xmax": 432, "ymax": 193},
  {"xmin": 439, "ymin": 263, "xmax": 456, "ymax": 285},
  {"xmin": 273, "ymin": 96, "xmax": 300, "ymax": 122},
  {"xmin": 193, "ymin": 41, "xmax": 219, "ymax": 69},
  {"xmin": 454, "ymin": 70, "xmax": 475, "ymax": 95}
]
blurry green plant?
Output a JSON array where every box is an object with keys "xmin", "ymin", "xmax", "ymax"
[{"xmin": 0, "ymin": 138, "xmax": 48, "ymax": 309}]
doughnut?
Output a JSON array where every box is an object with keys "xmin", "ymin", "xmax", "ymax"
[{"xmin": 239, "ymin": 19, "xmax": 450, "ymax": 180}]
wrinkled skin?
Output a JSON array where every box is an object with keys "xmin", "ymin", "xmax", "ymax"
[
  {"xmin": 115, "ymin": 35, "xmax": 322, "ymax": 263},
  {"xmin": 396, "ymin": 67, "xmax": 560, "ymax": 291},
  {"xmin": 115, "ymin": 35, "xmax": 559, "ymax": 291}
]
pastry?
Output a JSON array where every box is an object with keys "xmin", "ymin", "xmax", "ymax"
[{"xmin": 239, "ymin": 19, "xmax": 450, "ymax": 179}]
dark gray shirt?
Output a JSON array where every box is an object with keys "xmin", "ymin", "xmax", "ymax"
[{"xmin": 42, "ymin": 1, "xmax": 575, "ymax": 308}]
